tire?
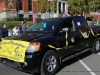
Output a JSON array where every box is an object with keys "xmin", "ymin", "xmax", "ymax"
[
  {"xmin": 91, "ymin": 38, "xmax": 100, "ymax": 53},
  {"xmin": 40, "ymin": 50, "xmax": 59, "ymax": 75}
]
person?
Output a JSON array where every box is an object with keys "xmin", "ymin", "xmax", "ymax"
[
  {"xmin": 1, "ymin": 24, "xmax": 8, "ymax": 39},
  {"xmin": 98, "ymin": 20, "xmax": 100, "ymax": 25},
  {"xmin": 8, "ymin": 30, "xmax": 12, "ymax": 36},
  {"xmin": 19, "ymin": 21, "xmax": 24, "ymax": 34},
  {"xmin": 12, "ymin": 25, "xmax": 19, "ymax": 36},
  {"xmin": 22, "ymin": 21, "xmax": 28, "ymax": 33},
  {"xmin": 90, "ymin": 21, "xmax": 94, "ymax": 26},
  {"xmin": 97, "ymin": 13, "xmax": 100, "ymax": 25}
]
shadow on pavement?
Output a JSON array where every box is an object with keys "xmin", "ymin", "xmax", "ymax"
[
  {"xmin": 33, "ymin": 51, "xmax": 93, "ymax": 75},
  {"xmin": 55, "ymin": 51, "xmax": 93, "ymax": 75}
]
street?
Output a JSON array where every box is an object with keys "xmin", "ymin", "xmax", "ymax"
[{"xmin": 0, "ymin": 51, "xmax": 100, "ymax": 75}]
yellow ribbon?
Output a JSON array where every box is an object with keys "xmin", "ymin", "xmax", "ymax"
[
  {"xmin": 48, "ymin": 31, "xmax": 68, "ymax": 50},
  {"xmin": 89, "ymin": 27, "xmax": 100, "ymax": 36},
  {"xmin": 89, "ymin": 27, "xmax": 96, "ymax": 37},
  {"xmin": 79, "ymin": 30, "xmax": 90, "ymax": 38},
  {"xmin": 79, "ymin": 27, "xmax": 100, "ymax": 38},
  {"xmin": 48, "ymin": 27, "xmax": 100, "ymax": 50}
]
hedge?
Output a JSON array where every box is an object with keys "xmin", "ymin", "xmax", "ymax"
[
  {"xmin": 0, "ymin": 18, "xmax": 43, "ymax": 29},
  {"xmin": 0, "ymin": 21, "xmax": 33, "ymax": 29}
]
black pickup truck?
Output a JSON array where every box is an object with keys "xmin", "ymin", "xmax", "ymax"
[{"xmin": 0, "ymin": 16, "xmax": 100, "ymax": 75}]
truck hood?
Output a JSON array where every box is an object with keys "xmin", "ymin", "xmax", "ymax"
[{"xmin": 8, "ymin": 33, "xmax": 45, "ymax": 41}]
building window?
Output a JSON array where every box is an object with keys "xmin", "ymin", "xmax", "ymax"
[
  {"xmin": 63, "ymin": 3, "xmax": 65, "ymax": 13},
  {"xmin": 59, "ymin": 2, "xmax": 61, "ymax": 14},
  {"xmin": 19, "ymin": 14, "xmax": 23, "ymax": 18},
  {"xmin": 28, "ymin": 0, "xmax": 32, "ymax": 11},
  {"xmin": 18, "ymin": 0, "xmax": 22, "ymax": 10},
  {"xmin": 29, "ymin": 15, "xmax": 32, "ymax": 18}
]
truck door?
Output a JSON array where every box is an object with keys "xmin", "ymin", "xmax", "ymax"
[
  {"xmin": 73, "ymin": 17, "xmax": 90, "ymax": 50},
  {"xmin": 58, "ymin": 18, "xmax": 85, "ymax": 57}
]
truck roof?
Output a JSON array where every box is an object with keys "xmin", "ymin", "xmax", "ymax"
[{"xmin": 43, "ymin": 16, "xmax": 85, "ymax": 22}]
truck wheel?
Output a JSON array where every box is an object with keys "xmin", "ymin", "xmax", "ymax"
[
  {"xmin": 40, "ymin": 50, "xmax": 59, "ymax": 75},
  {"xmin": 92, "ymin": 38, "xmax": 100, "ymax": 53}
]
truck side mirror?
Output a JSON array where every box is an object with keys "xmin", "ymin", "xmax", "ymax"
[
  {"xmin": 62, "ymin": 27, "xmax": 69, "ymax": 31},
  {"xmin": 59, "ymin": 27, "xmax": 69, "ymax": 37}
]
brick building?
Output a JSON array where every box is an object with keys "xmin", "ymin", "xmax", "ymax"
[{"xmin": 0, "ymin": 0, "xmax": 68, "ymax": 20}]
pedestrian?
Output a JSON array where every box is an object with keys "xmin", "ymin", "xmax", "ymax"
[
  {"xmin": 1, "ymin": 24, "xmax": 8, "ymax": 39},
  {"xmin": 19, "ymin": 21, "xmax": 24, "ymax": 34},
  {"xmin": 22, "ymin": 21, "xmax": 28, "ymax": 33},
  {"xmin": 97, "ymin": 13, "xmax": 100, "ymax": 25},
  {"xmin": 12, "ymin": 25, "xmax": 19, "ymax": 36},
  {"xmin": 8, "ymin": 30, "xmax": 12, "ymax": 37},
  {"xmin": 98, "ymin": 20, "xmax": 100, "ymax": 25}
]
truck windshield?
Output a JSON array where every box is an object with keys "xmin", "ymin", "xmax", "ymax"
[{"xmin": 26, "ymin": 21, "xmax": 57, "ymax": 33}]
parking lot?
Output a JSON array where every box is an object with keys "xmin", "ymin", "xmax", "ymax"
[{"xmin": 0, "ymin": 51, "xmax": 100, "ymax": 75}]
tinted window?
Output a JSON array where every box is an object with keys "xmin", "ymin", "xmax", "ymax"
[
  {"xmin": 74, "ymin": 17, "xmax": 86, "ymax": 26},
  {"xmin": 27, "ymin": 20, "xmax": 59, "ymax": 33},
  {"xmin": 74, "ymin": 17, "xmax": 87, "ymax": 30}
]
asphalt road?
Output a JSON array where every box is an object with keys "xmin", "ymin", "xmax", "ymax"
[{"xmin": 0, "ymin": 51, "xmax": 100, "ymax": 75}]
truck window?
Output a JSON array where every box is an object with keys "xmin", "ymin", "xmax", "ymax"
[
  {"xmin": 74, "ymin": 17, "xmax": 87, "ymax": 30},
  {"xmin": 61, "ymin": 19, "xmax": 76, "ymax": 33}
]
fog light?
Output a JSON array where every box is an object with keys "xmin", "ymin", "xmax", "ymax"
[{"xmin": 23, "ymin": 62, "xmax": 28, "ymax": 67}]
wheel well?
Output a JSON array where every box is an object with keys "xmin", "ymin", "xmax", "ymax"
[
  {"xmin": 39, "ymin": 49, "xmax": 61, "ymax": 74},
  {"xmin": 90, "ymin": 37, "xmax": 98, "ymax": 47}
]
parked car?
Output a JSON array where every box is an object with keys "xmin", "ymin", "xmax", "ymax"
[{"xmin": 0, "ymin": 16, "xmax": 100, "ymax": 75}]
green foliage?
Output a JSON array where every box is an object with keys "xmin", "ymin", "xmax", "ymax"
[
  {"xmin": 8, "ymin": 0, "xmax": 13, "ymax": 8},
  {"xmin": 0, "ymin": 21, "xmax": 32, "ymax": 29},
  {"xmin": 36, "ymin": 18, "xmax": 43, "ymax": 22},
  {"xmin": 0, "ymin": 0, "xmax": 16, "ymax": 8},
  {"xmin": 37, "ymin": 0, "xmax": 57, "ymax": 13},
  {"xmin": 2, "ymin": 17, "xmax": 32, "ymax": 22},
  {"xmin": 68, "ymin": 0, "xmax": 100, "ymax": 14},
  {"xmin": 51, "ymin": 0, "xmax": 57, "ymax": 13},
  {"xmin": 0, "ymin": 17, "xmax": 43, "ymax": 29}
]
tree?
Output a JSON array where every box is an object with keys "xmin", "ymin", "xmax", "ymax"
[
  {"xmin": 37, "ymin": 0, "xmax": 57, "ymax": 13},
  {"xmin": 68, "ymin": 0, "xmax": 100, "ymax": 15},
  {"xmin": 0, "ymin": 0, "xmax": 17, "ymax": 8}
]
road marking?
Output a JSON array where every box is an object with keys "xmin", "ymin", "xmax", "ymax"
[
  {"xmin": 98, "ymin": 52, "xmax": 100, "ymax": 55},
  {"xmin": 76, "ymin": 57, "xmax": 96, "ymax": 75}
]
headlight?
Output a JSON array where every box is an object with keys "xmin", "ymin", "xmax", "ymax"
[{"xmin": 26, "ymin": 42, "xmax": 40, "ymax": 53}]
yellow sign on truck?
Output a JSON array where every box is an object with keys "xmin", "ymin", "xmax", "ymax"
[{"xmin": 0, "ymin": 40, "xmax": 29, "ymax": 62}]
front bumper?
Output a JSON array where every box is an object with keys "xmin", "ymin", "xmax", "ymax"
[{"xmin": 0, "ymin": 53, "xmax": 41, "ymax": 73}]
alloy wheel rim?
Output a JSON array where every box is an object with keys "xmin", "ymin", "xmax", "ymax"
[
  {"xmin": 46, "ymin": 55, "xmax": 57, "ymax": 72},
  {"xmin": 96, "ymin": 41, "xmax": 100, "ymax": 51}
]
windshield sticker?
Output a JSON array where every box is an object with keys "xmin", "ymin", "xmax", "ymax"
[
  {"xmin": 0, "ymin": 40, "xmax": 29, "ymax": 62},
  {"xmin": 77, "ymin": 22, "xmax": 81, "ymax": 26},
  {"xmin": 43, "ymin": 22, "xmax": 46, "ymax": 28}
]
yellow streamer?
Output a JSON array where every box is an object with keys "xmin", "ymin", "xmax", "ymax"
[
  {"xmin": 89, "ymin": 27, "xmax": 96, "ymax": 37},
  {"xmin": 48, "ymin": 27, "xmax": 100, "ymax": 50},
  {"xmin": 79, "ymin": 30, "xmax": 90, "ymax": 38},
  {"xmin": 79, "ymin": 27, "xmax": 100, "ymax": 38},
  {"xmin": 48, "ymin": 31, "xmax": 68, "ymax": 50},
  {"xmin": 89, "ymin": 27, "xmax": 100, "ymax": 36}
]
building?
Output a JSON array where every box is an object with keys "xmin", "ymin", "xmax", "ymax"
[{"xmin": 0, "ymin": 0, "xmax": 68, "ymax": 20}]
